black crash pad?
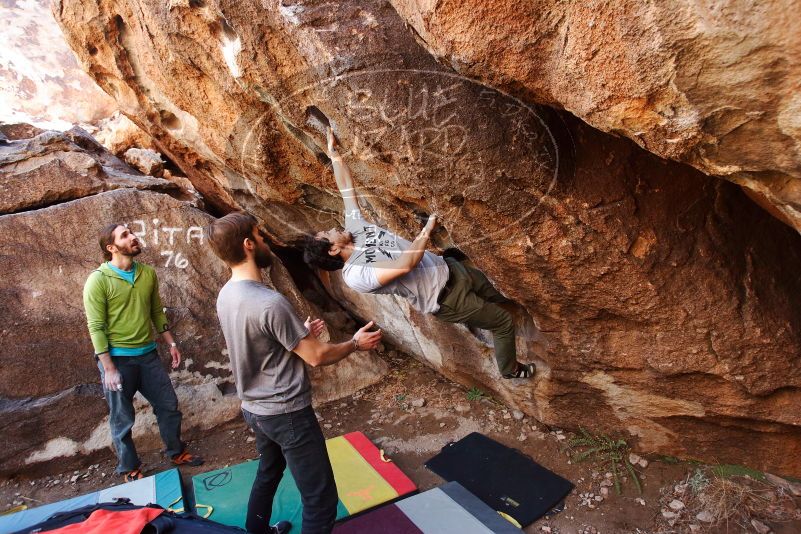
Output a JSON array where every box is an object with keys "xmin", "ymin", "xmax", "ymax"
[{"xmin": 425, "ymin": 432, "xmax": 574, "ymax": 527}]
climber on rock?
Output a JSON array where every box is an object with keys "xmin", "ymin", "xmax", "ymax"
[{"xmin": 301, "ymin": 128, "xmax": 534, "ymax": 380}]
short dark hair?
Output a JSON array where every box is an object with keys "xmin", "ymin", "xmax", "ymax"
[
  {"xmin": 206, "ymin": 211, "xmax": 258, "ymax": 265},
  {"xmin": 99, "ymin": 223, "xmax": 122, "ymax": 261},
  {"xmin": 301, "ymin": 234, "xmax": 344, "ymax": 271}
]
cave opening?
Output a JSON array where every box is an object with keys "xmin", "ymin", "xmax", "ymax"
[
  {"xmin": 270, "ymin": 241, "xmax": 368, "ymax": 337},
  {"xmin": 272, "ymin": 243, "xmax": 339, "ymax": 313}
]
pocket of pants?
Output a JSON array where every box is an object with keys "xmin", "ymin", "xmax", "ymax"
[
  {"xmin": 141, "ymin": 349, "xmax": 160, "ymax": 364},
  {"xmin": 288, "ymin": 407, "xmax": 323, "ymax": 446},
  {"xmin": 261, "ymin": 410, "xmax": 302, "ymax": 448},
  {"xmin": 97, "ymin": 361, "xmax": 110, "ymax": 393},
  {"xmin": 286, "ymin": 411, "xmax": 297, "ymax": 444},
  {"xmin": 248, "ymin": 411, "xmax": 294, "ymax": 447}
]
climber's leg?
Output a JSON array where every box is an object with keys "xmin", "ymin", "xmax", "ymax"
[
  {"xmin": 435, "ymin": 258, "xmax": 525, "ymax": 377},
  {"xmin": 464, "ymin": 265, "xmax": 510, "ymax": 304}
]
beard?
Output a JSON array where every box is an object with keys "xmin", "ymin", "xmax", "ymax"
[
  {"xmin": 333, "ymin": 230, "xmax": 353, "ymax": 247},
  {"xmin": 255, "ymin": 246, "xmax": 273, "ymax": 268},
  {"xmin": 119, "ymin": 243, "xmax": 142, "ymax": 257}
]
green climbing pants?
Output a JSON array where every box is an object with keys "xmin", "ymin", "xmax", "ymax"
[{"xmin": 433, "ymin": 257, "xmax": 517, "ymax": 375}]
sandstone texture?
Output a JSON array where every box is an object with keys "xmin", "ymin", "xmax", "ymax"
[
  {"xmin": 124, "ymin": 147, "xmax": 165, "ymax": 176},
  {"xmin": 391, "ymin": 0, "xmax": 801, "ymax": 232},
  {"xmin": 49, "ymin": 0, "xmax": 801, "ymax": 476},
  {"xmin": 0, "ymin": 0, "xmax": 116, "ymax": 128},
  {"xmin": 93, "ymin": 111, "xmax": 157, "ymax": 156},
  {"xmin": 0, "ymin": 125, "xmax": 179, "ymax": 214},
  {"xmin": 0, "ymin": 126, "xmax": 387, "ymax": 474}
]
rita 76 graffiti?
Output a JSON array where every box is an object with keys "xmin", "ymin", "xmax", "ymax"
[{"xmin": 128, "ymin": 219, "xmax": 204, "ymax": 269}]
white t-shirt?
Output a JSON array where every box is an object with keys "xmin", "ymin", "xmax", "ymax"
[{"xmin": 341, "ymin": 206, "xmax": 449, "ymax": 314}]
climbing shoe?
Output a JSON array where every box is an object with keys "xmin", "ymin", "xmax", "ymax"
[
  {"xmin": 271, "ymin": 520, "xmax": 292, "ymax": 534},
  {"xmin": 502, "ymin": 362, "xmax": 536, "ymax": 379},
  {"xmin": 122, "ymin": 468, "xmax": 143, "ymax": 482},
  {"xmin": 171, "ymin": 451, "xmax": 204, "ymax": 467}
]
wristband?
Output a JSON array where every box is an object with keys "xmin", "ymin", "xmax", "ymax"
[
  {"xmin": 170, "ymin": 342, "xmax": 178, "ymax": 348},
  {"xmin": 351, "ymin": 337, "xmax": 359, "ymax": 351}
]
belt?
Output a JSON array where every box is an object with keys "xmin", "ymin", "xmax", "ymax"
[{"xmin": 436, "ymin": 265, "xmax": 455, "ymax": 304}]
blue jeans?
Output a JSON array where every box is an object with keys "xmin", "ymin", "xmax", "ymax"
[
  {"xmin": 97, "ymin": 350, "xmax": 184, "ymax": 473},
  {"xmin": 242, "ymin": 406, "xmax": 338, "ymax": 534}
]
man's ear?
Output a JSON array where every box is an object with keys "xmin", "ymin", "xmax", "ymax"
[
  {"xmin": 328, "ymin": 244, "xmax": 340, "ymax": 256},
  {"xmin": 243, "ymin": 237, "xmax": 254, "ymax": 253}
]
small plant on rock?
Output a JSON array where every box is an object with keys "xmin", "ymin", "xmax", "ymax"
[
  {"xmin": 466, "ymin": 387, "xmax": 487, "ymax": 402},
  {"xmin": 688, "ymin": 467, "xmax": 710, "ymax": 494},
  {"xmin": 568, "ymin": 428, "xmax": 642, "ymax": 495}
]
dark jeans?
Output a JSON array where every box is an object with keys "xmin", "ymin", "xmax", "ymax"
[
  {"xmin": 242, "ymin": 405, "xmax": 338, "ymax": 534},
  {"xmin": 97, "ymin": 350, "xmax": 184, "ymax": 473},
  {"xmin": 434, "ymin": 257, "xmax": 518, "ymax": 375}
]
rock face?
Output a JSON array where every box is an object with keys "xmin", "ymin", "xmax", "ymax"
[
  {"xmin": 51, "ymin": 0, "xmax": 801, "ymax": 476},
  {"xmin": 124, "ymin": 147, "xmax": 165, "ymax": 176},
  {"xmin": 390, "ymin": 0, "xmax": 801, "ymax": 232},
  {"xmin": 0, "ymin": 125, "xmax": 387, "ymax": 474},
  {"xmin": 0, "ymin": 0, "xmax": 116, "ymax": 128},
  {"xmin": 94, "ymin": 112, "xmax": 157, "ymax": 156},
  {"xmin": 0, "ymin": 125, "xmax": 180, "ymax": 214}
]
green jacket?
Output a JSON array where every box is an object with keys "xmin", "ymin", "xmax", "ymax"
[{"xmin": 82, "ymin": 262, "xmax": 169, "ymax": 355}]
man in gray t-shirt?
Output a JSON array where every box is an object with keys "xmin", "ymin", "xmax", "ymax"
[
  {"xmin": 207, "ymin": 211, "xmax": 382, "ymax": 534},
  {"xmin": 303, "ymin": 129, "xmax": 534, "ymax": 380},
  {"xmin": 216, "ymin": 280, "xmax": 312, "ymax": 416},
  {"xmin": 341, "ymin": 206, "xmax": 449, "ymax": 314}
]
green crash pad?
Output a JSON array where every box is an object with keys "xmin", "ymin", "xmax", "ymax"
[
  {"xmin": 192, "ymin": 432, "xmax": 416, "ymax": 532},
  {"xmin": 193, "ymin": 459, "xmax": 348, "ymax": 530}
]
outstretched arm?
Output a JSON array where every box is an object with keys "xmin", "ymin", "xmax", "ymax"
[
  {"xmin": 294, "ymin": 321, "xmax": 383, "ymax": 367},
  {"xmin": 325, "ymin": 128, "xmax": 437, "ymax": 287},
  {"xmin": 372, "ymin": 214, "xmax": 437, "ymax": 286},
  {"xmin": 327, "ymin": 128, "xmax": 360, "ymax": 217}
]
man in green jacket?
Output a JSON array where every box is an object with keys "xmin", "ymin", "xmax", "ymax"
[{"xmin": 83, "ymin": 223, "xmax": 203, "ymax": 482}]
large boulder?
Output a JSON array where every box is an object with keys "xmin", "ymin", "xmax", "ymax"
[
  {"xmin": 0, "ymin": 126, "xmax": 387, "ymax": 474},
  {"xmin": 390, "ymin": 0, "xmax": 801, "ymax": 233},
  {"xmin": 0, "ymin": 125, "xmax": 185, "ymax": 214},
  {"xmin": 51, "ymin": 0, "xmax": 801, "ymax": 476},
  {"xmin": 93, "ymin": 111, "xmax": 157, "ymax": 156}
]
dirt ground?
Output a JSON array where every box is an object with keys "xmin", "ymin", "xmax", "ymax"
[{"xmin": 2, "ymin": 352, "xmax": 800, "ymax": 534}]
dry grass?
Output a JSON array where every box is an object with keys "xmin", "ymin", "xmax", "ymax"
[
  {"xmin": 701, "ymin": 476, "xmax": 800, "ymax": 524},
  {"xmin": 697, "ymin": 477, "xmax": 757, "ymax": 529},
  {"xmin": 658, "ymin": 468, "xmax": 801, "ymax": 533}
]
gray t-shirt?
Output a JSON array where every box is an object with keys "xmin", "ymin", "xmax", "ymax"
[
  {"xmin": 215, "ymin": 280, "xmax": 310, "ymax": 415},
  {"xmin": 341, "ymin": 207, "xmax": 449, "ymax": 314}
]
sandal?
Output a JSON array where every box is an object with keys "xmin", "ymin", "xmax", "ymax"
[
  {"xmin": 171, "ymin": 451, "xmax": 204, "ymax": 466},
  {"xmin": 503, "ymin": 362, "xmax": 535, "ymax": 379},
  {"xmin": 122, "ymin": 468, "xmax": 143, "ymax": 482}
]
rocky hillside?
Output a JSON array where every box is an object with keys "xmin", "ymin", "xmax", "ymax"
[{"xmin": 46, "ymin": 0, "xmax": 801, "ymax": 476}]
